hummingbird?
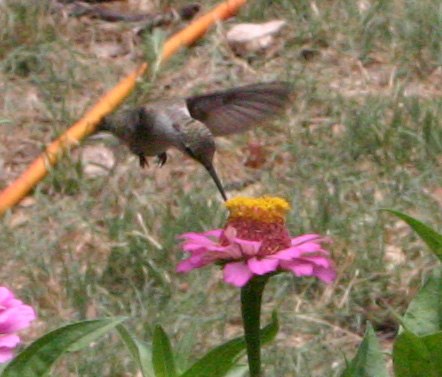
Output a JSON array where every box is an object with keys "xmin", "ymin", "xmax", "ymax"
[{"xmin": 98, "ymin": 81, "xmax": 292, "ymax": 200}]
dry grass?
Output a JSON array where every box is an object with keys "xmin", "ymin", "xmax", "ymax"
[{"xmin": 1, "ymin": 0, "xmax": 442, "ymax": 376}]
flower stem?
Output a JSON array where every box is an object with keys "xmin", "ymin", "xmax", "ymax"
[{"xmin": 240, "ymin": 275, "xmax": 269, "ymax": 377}]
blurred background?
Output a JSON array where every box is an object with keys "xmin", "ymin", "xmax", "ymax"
[{"xmin": 1, "ymin": 0, "xmax": 442, "ymax": 375}]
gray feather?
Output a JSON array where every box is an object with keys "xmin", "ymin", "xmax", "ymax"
[{"xmin": 186, "ymin": 81, "xmax": 292, "ymax": 136}]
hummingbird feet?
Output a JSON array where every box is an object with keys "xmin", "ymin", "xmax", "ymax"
[
  {"xmin": 137, "ymin": 153, "xmax": 167, "ymax": 168},
  {"xmin": 138, "ymin": 153, "xmax": 148, "ymax": 168},
  {"xmin": 156, "ymin": 152, "xmax": 168, "ymax": 167}
]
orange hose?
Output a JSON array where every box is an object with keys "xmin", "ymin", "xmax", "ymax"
[
  {"xmin": 0, "ymin": 0, "xmax": 248, "ymax": 216},
  {"xmin": 0, "ymin": 64, "xmax": 148, "ymax": 216},
  {"xmin": 161, "ymin": 0, "xmax": 248, "ymax": 61}
]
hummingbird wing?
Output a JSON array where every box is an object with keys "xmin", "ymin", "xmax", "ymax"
[{"xmin": 185, "ymin": 82, "xmax": 292, "ymax": 136}]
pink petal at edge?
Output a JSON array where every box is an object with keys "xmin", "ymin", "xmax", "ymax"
[
  {"xmin": 223, "ymin": 262, "xmax": 253, "ymax": 287},
  {"xmin": 176, "ymin": 257, "xmax": 207, "ymax": 273},
  {"xmin": 204, "ymin": 229, "xmax": 223, "ymax": 238},
  {"xmin": 0, "ymin": 334, "xmax": 20, "ymax": 348},
  {"xmin": 281, "ymin": 261, "xmax": 314, "ymax": 276},
  {"xmin": 298, "ymin": 256, "xmax": 331, "ymax": 268},
  {"xmin": 290, "ymin": 234, "xmax": 321, "ymax": 246},
  {"xmin": 0, "ymin": 334, "xmax": 20, "ymax": 362},
  {"xmin": 296, "ymin": 243, "xmax": 321, "ymax": 253},
  {"xmin": 178, "ymin": 233, "xmax": 218, "ymax": 245},
  {"xmin": 291, "ymin": 234, "xmax": 333, "ymax": 246},
  {"xmin": 0, "ymin": 306, "xmax": 36, "ymax": 333},
  {"xmin": 0, "ymin": 349, "xmax": 14, "ymax": 363},
  {"xmin": 182, "ymin": 244, "xmax": 208, "ymax": 252},
  {"xmin": 314, "ymin": 266, "xmax": 336, "ymax": 283},
  {"xmin": 182, "ymin": 243, "xmax": 226, "ymax": 252},
  {"xmin": 0, "ymin": 288, "xmax": 14, "ymax": 305},
  {"xmin": 272, "ymin": 247, "xmax": 302, "ymax": 260},
  {"xmin": 176, "ymin": 260, "xmax": 195, "ymax": 273}
]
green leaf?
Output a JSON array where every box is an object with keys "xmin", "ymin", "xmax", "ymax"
[
  {"xmin": 152, "ymin": 325, "xmax": 177, "ymax": 377},
  {"xmin": 340, "ymin": 323, "xmax": 389, "ymax": 377},
  {"xmin": 224, "ymin": 365, "xmax": 248, "ymax": 377},
  {"xmin": 117, "ymin": 324, "xmax": 155, "ymax": 377},
  {"xmin": 181, "ymin": 312, "xmax": 279, "ymax": 377},
  {"xmin": 260, "ymin": 312, "xmax": 279, "ymax": 343},
  {"xmin": 2, "ymin": 317, "xmax": 126, "ymax": 377},
  {"xmin": 174, "ymin": 323, "xmax": 197, "ymax": 372},
  {"xmin": 421, "ymin": 332, "xmax": 442, "ymax": 373},
  {"xmin": 402, "ymin": 266, "xmax": 442, "ymax": 335},
  {"xmin": 393, "ymin": 330, "xmax": 442, "ymax": 377},
  {"xmin": 383, "ymin": 209, "xmax": 442, "ymax": 260}
]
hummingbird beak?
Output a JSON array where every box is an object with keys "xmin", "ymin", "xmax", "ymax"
[{"xmin": 204, "ymin": 163, "xmax": 228, "ymax": 201}]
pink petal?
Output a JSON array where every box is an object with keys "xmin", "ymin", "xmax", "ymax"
[
  {"xmin": 291, "ymin": 234, "xmax": 332, "ymax": 246},
  {"xmin": 0, "ymin": 334, "xmax": 20, "ymax": 348},
  {"xmin": 314, "ymin": 266, "xmax": 336, "ymax": 283},
  {"xmin": 0, "ymin": 289, "xmax": 22, "ymax": 310},
  {"xmin": 176, "ymin": 255, "xmax": 209, "ymax": 273},
  {"xmin": 296, "ymin": 244, "xmax": 331, "ymax": 256},
  {"xmin": 178, "ymin": 245, "xmax": 236, "ymax": 273},
  {"xmin": 0, "ymin": 288, "xmax": 14, "ymax": 305},
  {"xmin": 204, "ymin": 229, "xmax": 223, "ymax": 238},
  {"xmin": 187, "ymin": 250, "xmax": 209, "ymax": 262},
  {"xmin": 223, "ymin": 262, "xmax": 253, "ymax": 287},
  {"xmin": 223, "ymin": 226, "xmax": 237, "ymax": 242},
  {"xmin": 299, "ymin": 256, "xmax": 332, "ymax": 268},
  {"xmin": 178, "ymin": 233, "xmax": 218, "ymax": 246},
  {"xmin": 281, "ymin": 260, "xmax": 336, "ymax": 283},
  {"xmin": 176, "ymin": 259, "xmax": 196, "ymax": 273},
  {"xmin": 0, "ymin": 334, "xmax": 20, "ymax": 363},
  {"xmin": 223, "ymin": 244, "xmax": 243, "ymax": 259},
  {"xmin": 234, "ymin": 239, "xmax": 262, "ymax": 256},
  {"xmin": 0, "ymin": 305, "xmax": 36, "ymax": 333},
  {"xmin": 281, "ymin": 261, "xmax": 314, "ymax": 276},
  {"xmin": 182, "ymin": 244, "xmax": 208, "ymax": 252},
  {"xmin": 177, "ymin": 232, "xmax": 204, "ymax": 240},
  {"xmin": 205, "ymin": 250, "xmax": 238, "ymax": 260},
  {"xmin": 0, "ymin": 348, "xmax": 14, "ymax": 363},
  {"xmin": 290, "ymin": 234, "xmax": 321, "ymax": 245},
  {"xmin": 307, "ymin": 248, "xmax": 331, "ymax": 256},
  {"xmin": 182, "ymin": 243, "xmax": 225, "ymax": 252},
  {"xmin": 296, "ymin": 243, "xmax": 322, "ymax": 253},
  {"xmin": 272, "ymin": 247, "xmax": 302, "ymax": 260},
  {"xmin": 247, "ymin": 257, "xmax": 279, "ymax": 275}
]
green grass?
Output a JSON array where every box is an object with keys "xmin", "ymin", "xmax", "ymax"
[{"xmin": 1, "ymin": 0, "xmax": 442, "ymax": 376}]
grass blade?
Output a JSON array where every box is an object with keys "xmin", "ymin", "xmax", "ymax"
[{"xmin": 117, "ymin": 324, "xmax": 155, "ymax": 377}]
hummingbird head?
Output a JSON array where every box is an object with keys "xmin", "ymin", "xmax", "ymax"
[{"xmin": 181, "ymin": 130, "xmax": 227, "ymax": 201}]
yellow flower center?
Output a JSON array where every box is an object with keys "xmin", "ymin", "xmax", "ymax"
[
  {"xmin": 222, "ymin": 196, "xmax": 292, "ymax": 255},
  {"xmin": 225, "ymin": 196, "xmax": 290, "ymax": 223}
]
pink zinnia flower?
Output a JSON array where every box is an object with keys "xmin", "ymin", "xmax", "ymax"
[
  {"xmin": 177, "ymin": 196, "xmax": 336, "ymax": 287},
  {"xmin": 0, "ymin": 287, "xmax": 36, "ymax": 363}
]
